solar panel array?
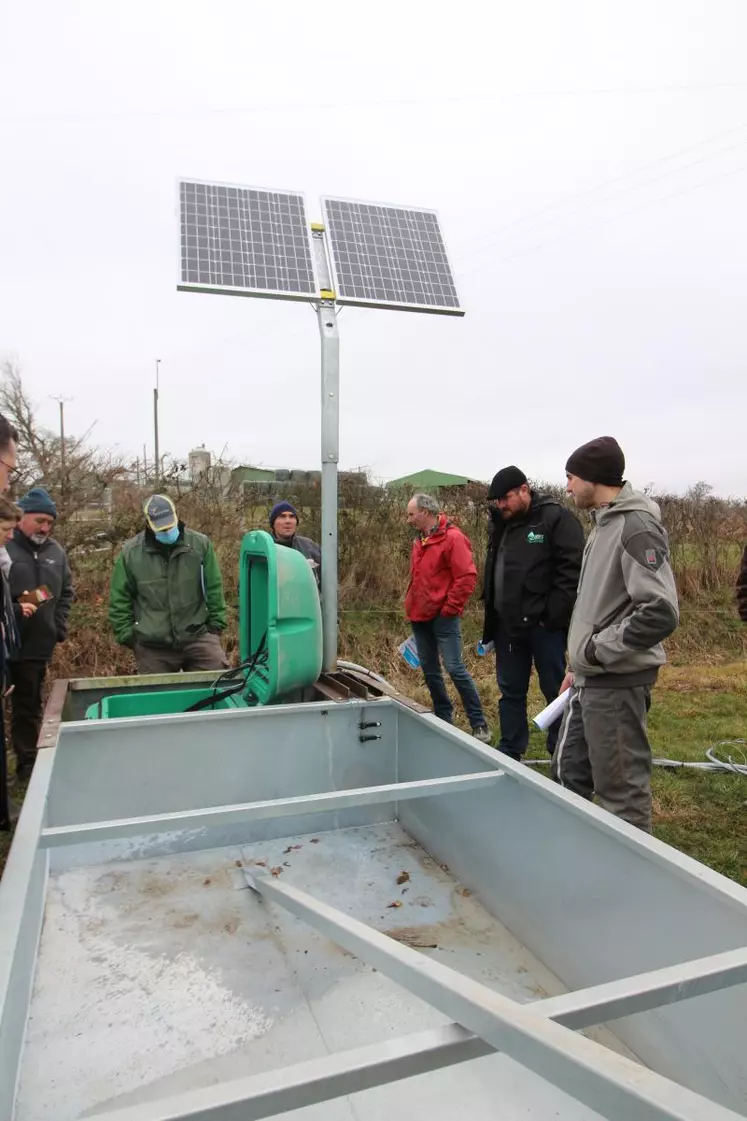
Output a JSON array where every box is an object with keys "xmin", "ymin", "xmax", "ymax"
[
  {"xmin": 178, "ymin": 181, "xmax": 317, "ymax": 301},
  {"xmin": 321, "ymin": 198, "xmax": 462, "ymax": 315}
]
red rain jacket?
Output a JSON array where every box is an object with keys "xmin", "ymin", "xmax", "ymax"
[{"xmin": 405, "ymin": 515, "xmax": 478, "ymax": 622}]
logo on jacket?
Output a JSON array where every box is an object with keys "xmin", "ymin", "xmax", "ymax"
[{"xmin": 526, "ymin": 531, "xmax": 545, "ymax": 544}]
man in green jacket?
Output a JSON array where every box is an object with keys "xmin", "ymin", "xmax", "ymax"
[{"xmin": 109, "ymin": 494, "xmax": 229, "ymax": 673}]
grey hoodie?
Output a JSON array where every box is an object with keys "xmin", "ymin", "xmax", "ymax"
[{"xmin": 568, "ymin": 483, "xmax": 679, "ymax": 687}]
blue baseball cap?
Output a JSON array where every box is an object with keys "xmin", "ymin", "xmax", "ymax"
[{"xmin": 144, "ymin": 493, "xmax": 178, "ymax": 532}]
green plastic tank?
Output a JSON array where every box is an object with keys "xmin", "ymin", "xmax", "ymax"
[
  {"xmin": 85, "ymin": 530, "xmax": 322, "ymax": 719},
  {"xmin": 237, "ymin": 529, "xmax": 322, "ymax": 703}
]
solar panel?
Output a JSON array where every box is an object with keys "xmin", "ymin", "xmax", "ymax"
[
  {"xmin": 321, "ymin": 197, "xmax": 463, "ymax": 316},
  {"xmin": 178, "ymin": 180, "xmax": 318, "ymax": 302}
]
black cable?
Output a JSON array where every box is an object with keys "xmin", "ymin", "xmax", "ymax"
[
  {"xmin": 184, "ymin": 631, "xmax": 268, "ymax": 713},
  {"xmin": 184, "ymin": 678, "xmax": 248, "ymax": 712}
]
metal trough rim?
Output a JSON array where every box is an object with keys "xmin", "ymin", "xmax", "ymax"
[{"xmin": 3, "ymin": 694, "xmax": 747, "ymax": 1121}]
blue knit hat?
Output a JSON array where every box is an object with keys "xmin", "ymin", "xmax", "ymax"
[
  {"xmin": 18, "ymin": 487, "xmax": 57, "ymax": 518},
  {"xmin": 269, "ymin": 500, "xmax": 299, "ymax": 527}
]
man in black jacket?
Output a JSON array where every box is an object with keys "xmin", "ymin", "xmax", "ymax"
[
  {"xmin": 482, "ymin": 466, "xmax": 584, "ymax": 760},
  {"xmin": 0, "ymin": 412, "xmax": 20, "ymax": 826},
  {"xmin": 7, "ymin": 487, "xmax": 73, "ymax": 781},
  {"xmin": 270, "ymin": 501, "xmax": 322, "ymax": 589}
]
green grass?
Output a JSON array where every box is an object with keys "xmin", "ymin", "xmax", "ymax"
[{"xmin": 518, "ymin": 669, "xmax": 746, "ymax": 885}]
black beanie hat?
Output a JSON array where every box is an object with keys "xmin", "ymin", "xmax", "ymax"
[
  {"xmin": 565, "ymin": 437, "xmax": 625, "ymax": 486},
  {"xmin": 487, "ymin": 465, "xmax": 528, "ymax": 500},
  {"xmin": 269, "ymin": 500, "xmax": 299, "ymax": 526}
]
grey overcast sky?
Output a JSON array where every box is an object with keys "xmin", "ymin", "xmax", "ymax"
[{"xmin": 2, "ymin": 1, "xmax": 747, "ymax": 494}]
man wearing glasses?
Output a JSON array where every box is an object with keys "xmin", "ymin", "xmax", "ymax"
[
  {"xmin": 0, "ymin": 415, "xmax": 19, "ymax": 580},
  {"xmin": 0, "ymin": 413, "xmax": 19, "ymax": 828},
  {"xmin": 0, "ymin": 414, "xmax": 19, "ymax": 493},
  {"xmin": 481, "ymin": 466, "xmax": 584, "ymax": 761}
]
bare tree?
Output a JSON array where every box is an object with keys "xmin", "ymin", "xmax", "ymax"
[{"xmin": 0, "ymin": 357, "xmax": 131, "ymax": 533}]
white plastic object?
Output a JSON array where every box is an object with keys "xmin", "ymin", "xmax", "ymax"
[{"xmin": 533, "ymin": 687, "xmax": 571, "ymax": 731}]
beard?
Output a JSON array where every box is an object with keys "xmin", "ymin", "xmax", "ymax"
[{"xmin": 571, "ymin": 484, "xmax": 595, "ymax": 510}]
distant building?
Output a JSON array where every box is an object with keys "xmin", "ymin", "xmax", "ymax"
[
  {"xmin": 188, "ymin": 445, "xmax": 212, "ymax": 481},
  {"xmin": 231, "ymin": 465, "xmax": 276, "ymax": 487},
  {"xmin": 387, "ymin": 468, "xmax": 483, "ymax": 490},
  {"xmin": 230, "ymin": 465, "xmax": 369, "ymax": 501}
]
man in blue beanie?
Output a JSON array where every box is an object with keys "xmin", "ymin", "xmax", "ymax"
[
  {"xmin": 270, "ymin": 501, "xmax": 321, "ymax": 588},
  {"xmin": 7, "ymin": 486, "xmax": 73, "ymax": 782}
]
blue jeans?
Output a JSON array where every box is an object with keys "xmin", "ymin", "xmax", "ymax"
[
  {"xmin": 411, "ymin": 616, "xmax": 486, "ymax": 728},
  {"xmin": 494, "ymin": 622, "xmax": 567, "ymax": 760}
]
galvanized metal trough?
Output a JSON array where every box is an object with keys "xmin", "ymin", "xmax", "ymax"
[{"xmin": 1, "ymin": 674, "xmax": 746, "ymax": 1121}]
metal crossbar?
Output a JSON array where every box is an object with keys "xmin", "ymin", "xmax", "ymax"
[
  {"xmin": 39, "ymin": 771, "xmax": 503, "ymax": 848},
  {"xmin": 239, "ymin": 869, "xmax": 746, "ymax": 1121},
  {"xmin": 82, "ymin": 941, "xmax": 747, "ymax": 1121}
]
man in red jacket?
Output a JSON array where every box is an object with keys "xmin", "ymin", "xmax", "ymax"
[{"xmin": 405, "ymin": 494, "xmax": 490, "ymax": 742}]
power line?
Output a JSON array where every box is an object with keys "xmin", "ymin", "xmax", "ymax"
[
  {"xmin": 455, "ymin": 122, "xmax": 747, "ymax": 259},
  {"xmin": 460, "ymin": 159, "xmax": 747, "ymax": 274},
  {"xmin": 3, "ymin": 81, "xmax": 747, "ymax": 125}
]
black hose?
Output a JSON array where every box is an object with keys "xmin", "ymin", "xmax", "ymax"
[
  {"xmin": 184, "ymin": 631, "xmax": 268, "ymax": 713},
  {"xmin": 183, "ymin": 678, "xmax": 249, "ymax": 712}
]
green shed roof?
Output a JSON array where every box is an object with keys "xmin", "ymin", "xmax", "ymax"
[
  {"xmin": 387, "ymin": 469, "xmax": 481, "ymax": 489},
  {"xmin": 232, "ymin": 465, "xmax": 275, "ymax": 483}
]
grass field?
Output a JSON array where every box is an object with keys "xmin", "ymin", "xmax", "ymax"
[{"xmin": 538, "ymin": 666, "xmax": 747, "ymax": 885}]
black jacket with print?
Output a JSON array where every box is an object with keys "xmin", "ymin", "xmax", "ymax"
[{"xmin": 482, "ymin": 493, "xmax": 584, "ymax": 640}]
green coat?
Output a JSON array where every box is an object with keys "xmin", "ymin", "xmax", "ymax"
[{"xmin": 109, "ymin": 527, "xmax": 227, "ymax": 649}]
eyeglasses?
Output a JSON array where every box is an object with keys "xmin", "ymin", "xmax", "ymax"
[
  {"xmin": 0, "ymin": 457, "xmax": 20, "ymax": 483},
  {"xmin": 487, "ymin": 489, "xmax": 520, "ymax": 508}
]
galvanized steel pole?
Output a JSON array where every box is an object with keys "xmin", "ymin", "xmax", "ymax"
[
  {"xmin": 311, "ymin": 224, "xmax": 339, "ymax": 672},
  {"xmin": 317, "ymin": 303, "xmax": 339, "ymax": 672}
]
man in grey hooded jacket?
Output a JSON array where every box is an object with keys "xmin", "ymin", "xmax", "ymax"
[{"xmin": 552, "ymin": 437, "xmax": 679, "ymax": 832}]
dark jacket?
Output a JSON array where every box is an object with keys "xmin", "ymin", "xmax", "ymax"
[
  {"xmin": 1, "ymin": 569, "xmax": 20, "ymax": 678},
  {"xmin": 273, "ymin": 533, "xmax": 322, "ymax": 589},
  {"xmin": 109, "ymin": 524, "xmax": 227, "ymax": 649},
  {"xmin": 0, "ymin": 571, "xmax": 15, "ymax": 829},
  {"xmin": 6, "ymin": 530, "xmax": 74, "ymax": 662},
  {"xmin": 482, "ymin": 493, "xmax": 584, "ymax": 641},
  {"xmin": 737, "ymin": 546, "xmax": 747, "ymax": 622}
]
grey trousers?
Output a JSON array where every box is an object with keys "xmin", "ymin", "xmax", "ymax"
[
  {"xmin": 134, "ymin": 633, "xmax": 229, "ymax": 674},
  {"xmin": 551, "ymin": 684, "xmax": 653, "ymax": 833}
]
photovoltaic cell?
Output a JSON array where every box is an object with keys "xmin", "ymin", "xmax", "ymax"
[
  {"xmin": 321, "ymin": 198, "xmax": 462, "ymax": 315},
  {"xmin": 178, "ymin": 181, "xmax": 317, "ymax": 301}
]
